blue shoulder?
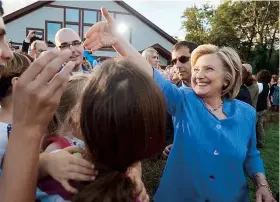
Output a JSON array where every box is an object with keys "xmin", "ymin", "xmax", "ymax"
[{"xmin": 231, "ymin": 99, "xmax": 256, "ymax": 120}]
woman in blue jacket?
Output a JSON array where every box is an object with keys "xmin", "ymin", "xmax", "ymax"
[{"xmin": 83, "ymin": 7, "xmax": 276, "ymax": 202}]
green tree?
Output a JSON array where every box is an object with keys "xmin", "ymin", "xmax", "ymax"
[
  {"xmin": 181, "ymin": 0, "xmax": 279, "ymax": 73},
  {"xmin": 182, "ymin": 4, "xmax": 214, "ymax": 44}
]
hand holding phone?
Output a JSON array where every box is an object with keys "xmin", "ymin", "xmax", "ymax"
[{"xmin": 26, "ymin": 30, "xmax": 35, "ymax": 40}]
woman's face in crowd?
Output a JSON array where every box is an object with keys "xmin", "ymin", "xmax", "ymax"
[
  {"xmin": 148, "ymin": 52, "xmax": 159, "ymax": 67},
  {"xmin": 191, "ymin": 54, "xmax": 225, "ymax": 98}
]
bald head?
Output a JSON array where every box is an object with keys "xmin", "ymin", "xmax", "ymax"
[
  {"xmin": 55, "ymin": 28, "xmax": 84, "ymax": 71},
  {"xmin": 55, "ymin": 28, "xmax": 81, "ymax": 47},
  {"xmin": 30, "ymin": 40, "xmax": 47, "ymax": 59}
]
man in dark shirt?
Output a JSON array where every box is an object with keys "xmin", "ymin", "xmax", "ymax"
[{"xmin": 163, "ymin": 41, "xmax": 198, "ymax": 159}]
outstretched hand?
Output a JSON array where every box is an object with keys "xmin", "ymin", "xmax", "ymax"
[
  {"xmin": 42, "ymin": 146, "xmax": 96, "ymax": 194},
  {"xmin": 84, "ymin": 7, "xmax": 118, "ymax": 51},
  {"xmin": 12, "ymin": 49, "xmax": 75, "ymax": 135}
]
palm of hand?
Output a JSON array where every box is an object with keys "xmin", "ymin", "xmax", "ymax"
[
  {"xmin": 85, "ymin": 21, "xmax": 118, "ymax": 51},
  {"xmin": 99, "ymin": 23, "xmax": 117, "ymax": 46}
]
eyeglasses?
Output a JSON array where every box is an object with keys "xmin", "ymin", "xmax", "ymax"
[
  {"xmin": 170, "ymin": 56, "xmax": 190, "ymax": 66},
  {"xmin": 59, "ymin": 41, "xmax": 82, "ymax": 49}
]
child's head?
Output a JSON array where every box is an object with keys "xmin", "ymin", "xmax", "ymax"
[
  {"xmin": 73, "ymin": 58, "xmax": 166, "ymax": 202},
  {"xmin": 45, "ymin": 75, "xmax": 90, "ymax": 139},
  {"xmin": 0, "ymin": 53, "xmax": 31, "ymax": 100}
]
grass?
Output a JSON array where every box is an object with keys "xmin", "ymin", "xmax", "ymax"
[{"xmin": 248, "ymin": 121, "xmax": 279, "ymax": 201}]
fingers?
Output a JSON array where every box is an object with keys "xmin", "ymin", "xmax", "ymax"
[
  {"xmin": 19, "ymin": 50, "xmax": 59, "ymax": 84},
  {"xmin": 166, "ymin": 147, "xmax": 171, "ymax": 153},
  {"xmin": 143, "ymin": 194, "xmax": 149, "ymax": 202},
  {"xmin": 35, "ymin": 50, "xmax": 73, "ymax": 86},
  {"xmin": 45, "ymin": 60, "xmax": 75, "ymax": 96},
  {"xmin": 64, "ymin": 146, "xmax": 85, "ymax": 154},
  {"xmin": 68, "ymin": 164, "xmax": 96, "ymax": 176},
  {"xmin": 84, "ymin": 31, "xmax": 99, "ymax": 47},
  {"xmin": 256, "ymin": 193, "xmax": 262, "ymax": 202},
  {"xmin": 163, "ymin": 150, "xmax": 168, "ymax": 157},
  {"xmin": 101, "ymin": 7, "xmax": 114, "ymax": 23},
  {"xmin": 69, "ymin": 155, "xmax": 95, "ymax": 170},
  {"xmin": 85, "ymin": 22, "xmax": 102, "ymax": 38},
  {"xmin": 90, "ymin": 42, "xmax": 103, "ymax": 52},
  {"xmin": 84, "ymin": 38, "xmax": 102, "ymax": 52},
  {"xmin": 136, "ymin": 184, "xmax": 148, "ymax": 202},
  {"xmin": 60, "ymin": 180, "xmax": 78, "ymax": 194},
  {"xmin": 67, "ymin": 172, "xmax": 95, "ymax": 181}
]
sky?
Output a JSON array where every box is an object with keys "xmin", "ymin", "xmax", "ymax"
[{"xmin": 2, "ymin": 0, "xmax": 221, "ymax": 39}]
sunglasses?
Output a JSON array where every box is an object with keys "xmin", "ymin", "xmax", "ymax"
[{"xmin": 171, "ymin": 56, "xmax": 190, "ymax": 66}]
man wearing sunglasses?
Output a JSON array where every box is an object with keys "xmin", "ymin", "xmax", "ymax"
[
  {"xmin": 170, "ymin": 41, "xmax": 198, "ymax": 88},
  {"xmin": 55, "ymin": 28, "xmax": 90, "ymax": 74},
  {"xmin": 163, "ymin": 41, "xmax": 198, "ymax": 159}
]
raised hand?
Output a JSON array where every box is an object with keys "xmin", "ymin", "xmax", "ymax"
[
  {"xmin": 127, "ymin": 162, "xmax": 149, "ymax": 202},
  {"xmin": 0, "ymin": 49, "xmax": 75, "ymax": 202},
  {"xmin": 26, "ymin": 30, "xmax": 35, "ymax": 41},
  {"xmin": 162, "ymin": 144, "xmax": 173, "ymax": 159},
  {"xmin": 12, "ymin": 49, "xmax": 75, "ymax": 135},
  {"xmin": 84, "ymin": 7, "xmax": 118, "ymax": 51}
]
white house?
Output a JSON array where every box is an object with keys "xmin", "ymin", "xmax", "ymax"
[{"xmin": 4, "ymin": 0, "xmax": 176, "ymax": 66}]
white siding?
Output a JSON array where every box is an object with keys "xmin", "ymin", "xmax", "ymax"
[
  {"xmin": 52, "ymin": 1, "xmax": 128, "ymax": 13},
  {"xmin": 6, "ymin": 7, "xmax": 64, "ymax": 43},
  {"xmin": 5, "ymin": 1, "xmax": 173, "ymax": 59},
  {"xmin": 159, "ymin": 55, "xmax": 168, "ymax": 66}
]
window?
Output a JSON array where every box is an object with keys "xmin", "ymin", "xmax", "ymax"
[
  {"xmin": 83, "ymin": 25, "xmax": 92, "ymax": 38},
  {"xmin": 65, "ymin": 8, "xmax": 80, "ymax": 36},
  {"xmin": 26, "ymin": 28, "xmax": 44, "ymax": 40},
  {"xmin": 66, "ymin": 8, "xmax": 79, "ymax": 22},
  {"xmin": 66, "ymin": 24, "xmax": 79, "ymax": 35},
  {"xmin": 46, "ymin": 21, "xmax": 62, "ymax": 45},
  {"xmin": 82, "ymin": 9, "xmax": 98, "ymax": 38},
  {"xmin": 83, "ymin": 10, "xmax": 97, "ymax": 24}
]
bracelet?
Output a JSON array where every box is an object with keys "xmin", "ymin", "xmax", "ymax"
[{"xmin": 255, "ymin": 183, "xmax": 272, "ymax": 193}]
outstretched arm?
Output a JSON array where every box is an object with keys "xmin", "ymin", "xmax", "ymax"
[
  {"xmin": 84, "ymin": 7, "xmax": 183, "ymax": 116},
  {"xmin": 0, "ymin": 50, "xmax": 75, "ymax": 202},
  {"xmin": 84, "ymin": 7, "xmax": 152, "ymax": 77}
]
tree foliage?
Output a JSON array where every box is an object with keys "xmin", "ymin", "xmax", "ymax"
[{"xmin": 182, "ymin": 0, "xmax": 279, "ymax": 74}]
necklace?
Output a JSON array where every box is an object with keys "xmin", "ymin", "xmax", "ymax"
[{"xmin": 208, "ymin": 102, "xmax": 224, "ymax": 112}]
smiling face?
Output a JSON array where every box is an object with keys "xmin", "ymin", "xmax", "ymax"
[
  {"xmin": 55, "ymin": 28, "xmax": 84, "ymax": 69},
  {"xmin": 191, "ymin": 54, "xmax": 225, "ymax": 98}
]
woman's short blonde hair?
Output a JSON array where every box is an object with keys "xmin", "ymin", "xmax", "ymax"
[
  {"xmin": 142, "ymin": 47, "xmax": 158, "ymax": 60},
  {"xmin": 191, "ymin": 44, "xmax": 242, "ymax": 100}
]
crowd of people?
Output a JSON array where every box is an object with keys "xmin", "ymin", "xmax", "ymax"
[{"xmin": 0, "ymin": 2, "xmax": 278, "ymax": 202}]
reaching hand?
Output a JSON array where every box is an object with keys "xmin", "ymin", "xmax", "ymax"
[
  {"xmin": 162, "ymin": 144, "xmax": 173, "ymax": 160},
  {"xmin": 84, "ymin": 7, "xmax": 118, "ymax": 51},
  {"xmin": 26, "ymin": 31, "xmax": 35, "ymax": 41},
  {"xmin": 256, "ymin": 186, "xmax": 276, "ymax": 202},
  {"xmin": 12, "ymin": 49, "xmax": 75, "ymax": 135},
  {"xmin": 43, "ymin": 146, "xmax": 96, "ymax": 193},
  {"xmin": 127, "ymin": 162, "xmax": 149, "ymax": 202}
]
